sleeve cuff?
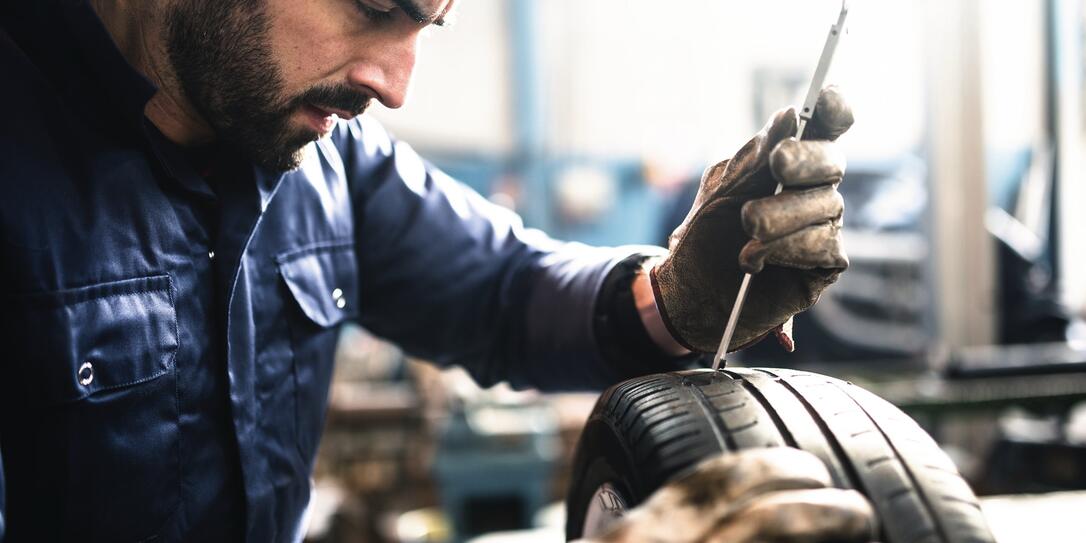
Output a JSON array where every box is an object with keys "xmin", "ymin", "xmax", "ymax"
[
  {"xmin": 632, "ymin": 259, "xmax": 691, "ymax": 356},
  {"xmin": 592, "ymin": 253, "xmax": 701, "ymax": 380}
]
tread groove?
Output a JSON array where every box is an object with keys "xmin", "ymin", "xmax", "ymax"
[
  {"xmin": 726, "ymin": 419, "xmax": 759, "ymax": 434},
  {"xmin": 714, "ymin": 401, "xmax": 748, "ymax": 414},
  {"xmin": 866, "ymin": 456, "xmax": 894, "ymax": 468},
  {"xmin": 630, "ymin": 412, "xmax": 694, "ymax": 448},
  {"xmin": 687, "ymin": 378, "xmax": 737, "ymax": 452},
  {"xmin": 728, "ymin": 373, "xmax": 799, "ymax": 449},
  {"xmin": 939, "ymin": 495, "xmax": 982, "ymax": 510},
  {"xmin": 565, "ymin": 369, "xmax": 995, "ymax": 542},
  {"xmin": 635, "ymin": 429, "xmax": 700, "ymax": 463},
  {"xmin": 633, "ymin": 396, "xmax": 683, "ymax": 419},
  {"xmin": 702, "ymin": 389, "xmax": 740, "ymax": 399},
  {"xmin": 618, "ymin": 382, "xmax": 675, "ymax": 424},
  {"xmin": 923, "ymin": 464, "xmax": 959, "ymax": 475},
  {"xmin": 770, "ymin": 375, "xmax": 872, "ymax": 517},
  {"xmin": 841, "ymin": 387, "xmax": 953, "ymax": 543}
]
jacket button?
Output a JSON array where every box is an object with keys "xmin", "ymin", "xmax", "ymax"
[
  {"xmin": 331, "ymin": 288, "xmax": 343, "ymax": 300},
  {"xmin": 336, "ymin": 298, "xmax": 347, "ymax": 309},
  {"xmin": 78, "ymin": 361, "xmax": 94, "ymax": 386},
  {"xmin": 208, "ymin": 251, "xmax": 216, "ymax": 260}
]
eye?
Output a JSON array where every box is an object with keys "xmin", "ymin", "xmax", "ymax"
[{"xmin": 354, "ymin": 1, "xmax": 395, "ymax": 25}]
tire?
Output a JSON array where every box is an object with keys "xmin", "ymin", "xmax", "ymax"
[{"xmin": 565, "ymin": 368, "xmax": 995, "ymax": 543}]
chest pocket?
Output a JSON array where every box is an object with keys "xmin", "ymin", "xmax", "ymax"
[
  {"xmin": 277, "ymin": 241, "xmax": 359, "ymax": 328},
  {"xmin": 276, "ymin": 241, "xmax": 358, "ymax": 462},
  {"xmin": 3, "ymin": 274, "xmax": 181, "ymax": 541},
  {"xmin": 14, "ymin": 275, "xmax": 178, "ymax": 403}
]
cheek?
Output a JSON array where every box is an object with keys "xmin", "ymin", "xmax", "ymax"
[{"xmin": 264, "ymin": 0, "xmax": 356, "ymax": 88}]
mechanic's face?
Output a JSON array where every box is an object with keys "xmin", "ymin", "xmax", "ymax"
[{"xmin": 166, "ymin": 0, "xmax": 452, "ymax": 172}]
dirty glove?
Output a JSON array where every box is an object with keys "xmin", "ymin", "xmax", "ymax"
[
  {"xmin": 651, "ymin": 86, "xmax": 854, "ymax": 353},
  {"xmin": 585, "ymin": 448, "xmax": 876, "ymax": 543}
]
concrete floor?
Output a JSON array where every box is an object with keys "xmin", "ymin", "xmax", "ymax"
[{"xmin": 980, "ymin": 491, "xmax": 1086, "ymax": 542}]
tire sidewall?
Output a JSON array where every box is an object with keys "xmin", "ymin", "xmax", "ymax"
[{"xmin": 566, "ymin": 417, "xmax": 644, "ymax": 540}]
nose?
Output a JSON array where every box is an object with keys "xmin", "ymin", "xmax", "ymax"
[{"xmin": 346, "ymin": 31, "xmax": 419, "ymax": 110}]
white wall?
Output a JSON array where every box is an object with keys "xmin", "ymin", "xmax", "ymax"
[
  {"xmin": 370, "ymin": 0, "xmax": 1086, "ymax": 329},
  {"xmin": 371, "ymin": 0, "xmax": 514, "ymax": 154},
  {"xmin": 373, "ymin": 0, "xmax": 928, "ymax": 169}
]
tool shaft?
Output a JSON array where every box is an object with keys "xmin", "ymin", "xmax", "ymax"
[
  {"xmin": 712, "ymin": 274, "xmax": 751, "ymax": 370},
  {"xmin": 713, "ymin": 2, "xmax": 849, "ymax": 369}
]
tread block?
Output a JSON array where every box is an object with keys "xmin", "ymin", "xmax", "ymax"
[{"xmin": 565, "ymin": 369, "xmax": 995, "ymax": 543}]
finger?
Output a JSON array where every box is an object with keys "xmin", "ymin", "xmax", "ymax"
[
  {"xmin": 703, "ymin": 488, "xmax": 878, "ymax": 543},
  {"xmin": 692, "ymin": 159, "xmax": 731, "ymax": 206},
  {"xmin": 804, "ymin": 85, "xmax": 854, "ymax": 142},
  {"xmin": 742, "ymin": 186, "xmax": 843, "ymax": 242},
  {"xmin": 739, "ymin": 221, "xmax": 848, "ymax": 274},
  {"xmin": 770, "ymin": 139, "xmax": 846, "ymax": 188},
  {"xmin": 722, "ymin": 107, "xmax": 799, "ymax": 190}
]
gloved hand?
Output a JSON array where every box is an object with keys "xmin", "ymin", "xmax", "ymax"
[
  {"xmin": 651, "ymin": 86, "xmax": 854, "ymax": 353},
  {"xmin": 584, "ymin": 448, "xmax": 876, "ymax": 543}
]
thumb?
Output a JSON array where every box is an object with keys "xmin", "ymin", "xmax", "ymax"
[
  {"xmin": 752, "ymin": 106, "xmax": 801, "ymax": 168},
  {"xmin": 717, "ymin": 107, "xmax": 798, "ymax": 197}
]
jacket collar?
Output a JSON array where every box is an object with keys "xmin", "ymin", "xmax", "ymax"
[
  {"xmin": 2, "ymin": 2, "xmax": 232, "ymax": 199},
  {"xmin": 3, "ymin": 1, "xmax": 157, "ymax": 141}
]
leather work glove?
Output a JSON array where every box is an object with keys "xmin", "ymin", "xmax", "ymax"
[
  {"xmin": 585, "ymin": 448, "xmax": 876, "ymax": 543},
  {"xmin": 651, "ymin": 86, "xmax": 854, "ymax": 353}
]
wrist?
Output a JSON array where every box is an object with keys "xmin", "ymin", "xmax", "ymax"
[{"xmin": 632, "ymin": 259, "xmax": 691, "ymax": 357}]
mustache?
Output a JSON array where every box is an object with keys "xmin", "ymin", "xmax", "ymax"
[{"xmin": 291, "ymin": 84, "xmax": 373, "ymax": 117}]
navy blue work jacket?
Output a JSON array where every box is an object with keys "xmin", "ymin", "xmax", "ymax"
[{"xmin": 0, "ymin": 3, "xmax": 675, "ymax": 542}]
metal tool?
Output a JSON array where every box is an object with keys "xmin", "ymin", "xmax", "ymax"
[{"xmin": 713, "ymin": 0, "xmax": 852, "ymax": 371}]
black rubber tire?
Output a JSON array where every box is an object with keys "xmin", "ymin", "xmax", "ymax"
[{"xmin": 565, "ymin": 368, "xmax": 995, "ymax": 543}]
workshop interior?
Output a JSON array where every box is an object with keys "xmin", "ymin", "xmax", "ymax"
[{"xmin": 285, "ymin": 0, "xmax": 1086, "ymax": 541}]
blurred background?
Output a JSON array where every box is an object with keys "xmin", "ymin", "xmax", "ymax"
[{"xmin": 306, "ymin": 0, "xmax": 1086, "ymax": 541}]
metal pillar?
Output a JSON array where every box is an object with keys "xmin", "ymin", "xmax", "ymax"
[
  {"xmin": 1049, "ymin": 0, "xmax": 1086, "ymax": 316},
  {"xmin": 924, "ymin": 0, "xmax": 997, "ymax": 350},
  {"xmin": 506, "ymin": 0, "xmax": 551, "ymax": 231}
]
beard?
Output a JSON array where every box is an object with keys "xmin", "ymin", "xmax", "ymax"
[{"xmin": 164, "ymin": 0, "xmax": 372, "ymax": 172}]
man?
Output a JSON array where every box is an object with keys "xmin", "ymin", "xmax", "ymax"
[{"xmin": 0, "ymin": 1, "xmax": 868, "ymax": 541}]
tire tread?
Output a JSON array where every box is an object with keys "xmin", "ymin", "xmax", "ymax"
[{"xmin": 564, "ymin": 369, "xmax": 995, "ymax": 543}]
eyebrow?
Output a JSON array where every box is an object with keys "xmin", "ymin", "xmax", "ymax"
[{"xmin": 390, "ymin": 0, "xmax": 450, "ymax": 25}]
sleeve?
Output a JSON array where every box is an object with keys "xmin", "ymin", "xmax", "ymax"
[
  {"xmin": 331, "ymin": 117, "xmax": 683, "ymax": 391},
  {"xmin": 593, "ymin": 253, "xmax": 704, "ymax": 376},
  {"xmin": 1, "ymin": 441, "xmax": 5, "ymax": 541}
]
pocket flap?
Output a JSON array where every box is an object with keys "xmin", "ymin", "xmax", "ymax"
[
  {"xmin": 11, "ymin": 275, "xmax": 179, "ymax": 404},
  {"xmin": 277, "ymin": 242, "xmax": 358, "ymax": 328}
]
